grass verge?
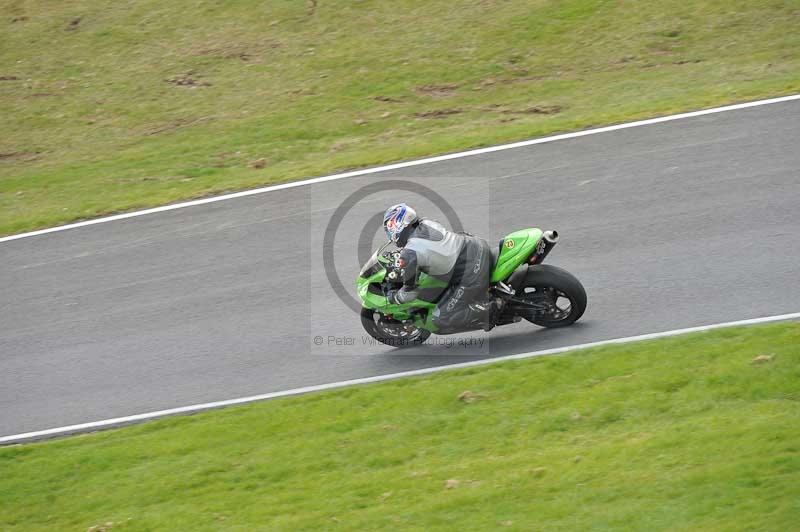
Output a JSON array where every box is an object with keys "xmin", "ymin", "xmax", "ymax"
[
  {"xmin": 1, "ymin": 322, "xmax": 798, "ymax": 530},
  {"xmin": 1, "ymin": 0, "xmax": 799, "ymax": 236}
]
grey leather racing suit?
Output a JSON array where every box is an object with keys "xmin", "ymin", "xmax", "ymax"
[{"xmin": 389, "ymin": 219, "xmax": 494, "ymax": 334}]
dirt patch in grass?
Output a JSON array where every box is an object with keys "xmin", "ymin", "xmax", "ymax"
[
  {"xmin": 66, "ymin": 16, "xmax": 82, "ymax": 30},
  {"xmin": 0, "ymin": 151, "xmax": 40, "ymax": 162},
  {"xmin": 373, "ymin": 95, "xmax": 403, "ymax": 103},
  {"xmin": 165, "ymin": 72, "xmax": 211, "ymax": 87},
  {"xmin": 414, "ymin": 109, "xmax": 463, "ymax": 118},
  {"xmin": 415, "ymin": 83, "xmax": 460, "ymax": 97},
  {"xmin": 502, "ymin": 105, "xmax": 563, "ymax": 115},
  {"xmin": 672, "ymin": 58, "xmax": 704, "ymax": 65},
  {"xmin": 751, "ymin": 354, "xmax": 774, "ymax": 365},
  {"xmin": 481, "ymin": 104, "xmax": 563, "ymax": 116},
  {"xmin": 458, "ymin": 390, "xmax": 487, "ymax": 403},
  {"xmin": 370, "ymin": 96, "xmax": 403, "ymax": 103}
]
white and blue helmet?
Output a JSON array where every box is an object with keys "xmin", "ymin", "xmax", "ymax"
[{"xmin": 383, "ymin": 203, "xmax": 418, "ymax": 244}]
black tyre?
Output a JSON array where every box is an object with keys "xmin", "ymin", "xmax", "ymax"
[
  {"xmin": 520, "ymin": 264, "xmax": 587, "ymax": 328},
  {"xmin": 360, "ymin": 307, "xmax": 432, "ymax": 347}
]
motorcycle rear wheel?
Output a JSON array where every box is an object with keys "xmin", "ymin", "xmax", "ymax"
[
  {"xmin": 361, "ymin": 307, "xmax": 431, "ymax": 347},
  {"xmin": 519, "ymin": 265, "xmax": 587, "ymax": 328}
]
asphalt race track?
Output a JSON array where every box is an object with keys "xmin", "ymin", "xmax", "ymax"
[{"xmin": 2, "ymin": 100, "xmax": 799, "ymax": 438}]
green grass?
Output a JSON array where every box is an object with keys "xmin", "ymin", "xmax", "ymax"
[
  {"xmin": 1, "ymin": 0, "xmax": 799, "ymax": 236},
  {"xmin": 1, "ymin": 323, "xmax": 798, "ymax": 531}
]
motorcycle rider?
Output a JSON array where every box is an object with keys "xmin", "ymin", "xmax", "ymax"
[{"xmin": 383, "ymin": 203, "xmax": 496, "ymax": 334}]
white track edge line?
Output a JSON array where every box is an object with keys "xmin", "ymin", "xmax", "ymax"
[
  {"xmin": 2, "ymin": 93, "xmax": 799, "ymax": 244},
  {"xmin": 2, "ymin": 311, "xmax": 798, "ymax": 445}
]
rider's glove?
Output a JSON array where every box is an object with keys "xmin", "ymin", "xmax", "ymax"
[{"xmin": 386, "ymin": 290, "xmax": 399, "ymax": 305}]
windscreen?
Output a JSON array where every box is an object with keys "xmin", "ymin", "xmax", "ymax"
[{"xmin": 359, "ymin": 241, "xmax": 392, "ymax": 278}]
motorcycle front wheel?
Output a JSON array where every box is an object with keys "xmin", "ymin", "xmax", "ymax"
[{"xmin": 360, "ymin": 307, "xmax": 431, "ymax": 347}]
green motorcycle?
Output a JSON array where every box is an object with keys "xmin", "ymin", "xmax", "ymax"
[{"xmin": 357, "ymin": 228, "xmax": 587, "ymax": 347}]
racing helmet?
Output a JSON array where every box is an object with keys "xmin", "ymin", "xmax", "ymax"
[{"xmin": 383, "ymin": 203, "xmax": 418, "ymax": 244}]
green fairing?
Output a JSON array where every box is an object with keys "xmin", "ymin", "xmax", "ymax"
[
  {"xmin": 357, "ymin": 270, "xmax": 390, "ymax": 309},
  {"xmin": 357, "ymin": 269, "xmax": 437, "ymax": 312},
  {"xmin": 491, "ymin": 228, "xmax": 543, "ymax": 282}
]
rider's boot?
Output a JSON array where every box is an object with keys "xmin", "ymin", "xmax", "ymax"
[{"xmin": 481, "ymin": 298, "xmax": 503, "ymax": 332}]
